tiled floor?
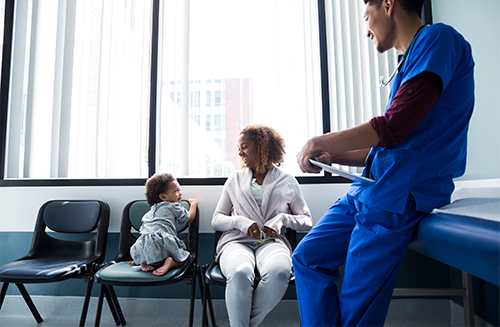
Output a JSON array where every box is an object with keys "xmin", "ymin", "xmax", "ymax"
[{"xmin": 0, "ymin": 296, "xmax": 491, "ymax": 327}]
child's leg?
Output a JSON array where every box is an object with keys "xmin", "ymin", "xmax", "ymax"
[{"xmin": 153, "ymin": 257, "xmax": 186, "ymax": 276}]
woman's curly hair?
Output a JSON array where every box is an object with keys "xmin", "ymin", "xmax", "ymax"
[
  {"xmin": 240, "ymin": 124, "xmax": 286, "ymax": 175},
  {"xmin": 145, "ymin": 173, "xmax": 176, "ymax": 206}
]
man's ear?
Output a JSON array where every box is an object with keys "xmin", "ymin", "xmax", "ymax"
[{"xmin": 384, "ymin": 0, "xmax": 395, "ymax": 16}]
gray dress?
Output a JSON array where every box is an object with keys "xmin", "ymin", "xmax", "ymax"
[{"xmin": 130, "ymin": 202, "xmax": 190, "ymax": 265}]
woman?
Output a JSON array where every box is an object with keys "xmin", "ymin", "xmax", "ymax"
[{"xmin": 212, "ymin": 124, "xmax": 312, "ymax": 326}]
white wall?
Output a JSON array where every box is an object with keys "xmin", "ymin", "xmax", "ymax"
[
  {"xmin": 0, "ymin": 184, "xmax": 351, "ymax": 233},
  {"xmin": 1, "ymin": 1, "xmax": 499, "ymax": 233},
  {"xmin": 432, "ymin": 0, "xmax": 500, "ymax": 180}
]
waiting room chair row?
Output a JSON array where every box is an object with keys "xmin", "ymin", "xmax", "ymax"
[
  {"xmin": 0, "ymin": 199, "xmax": 202, "ymax": 327},
  {"xmin": 0, "ymin": 198, "xmax": 297, "ymax": 327}
]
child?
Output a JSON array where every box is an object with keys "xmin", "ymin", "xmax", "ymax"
[{"xmin": 130, "ymin": 173, "xmax": 199, "ymax": 276}]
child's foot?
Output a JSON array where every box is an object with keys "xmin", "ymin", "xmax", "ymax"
[
  {"xmin": 153, "ymin": 257, "xmax": 184, "ymax": 276},
  {"xmin": 140, "ymin": 263, "xmax": 155, "ymax": 272},
  {"xmin": 152, "ymin": 265, "xmax": 169, "ymax": 276}
]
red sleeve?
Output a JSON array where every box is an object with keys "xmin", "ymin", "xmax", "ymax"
[{"xmin": 369, "ymin": 71, "xmax": 442, "ymax": 147}]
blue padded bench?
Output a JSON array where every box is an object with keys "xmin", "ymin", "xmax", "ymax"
[{"xmin": 393, "ymin": 185, "xmax": 500, "ymax": 327}]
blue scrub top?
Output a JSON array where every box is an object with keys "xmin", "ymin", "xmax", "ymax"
[{"xmin": 349, "ymin": 23, "xmax": 475, "ymax": 215}]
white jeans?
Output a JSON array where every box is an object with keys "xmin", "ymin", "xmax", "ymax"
[{"xmin": 219, "ymin": 241, "xmax": 292, "ymax": 327}]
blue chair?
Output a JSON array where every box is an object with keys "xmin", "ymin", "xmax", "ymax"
[
  {"xmin": 0, "ymin": 200, "xmax": 110, "ymax": 327},
  {"xmin": 94, "ymin": 199, "xmax": 202, "ymax": 326}
]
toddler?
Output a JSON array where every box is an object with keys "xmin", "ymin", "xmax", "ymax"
[{"xmin": 130, "ymin": 173, "xmax": 199, "ymax": 276}]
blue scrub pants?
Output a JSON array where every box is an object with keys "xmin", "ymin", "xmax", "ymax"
[{"xmin": 292, "ymin": 193, "xmax": 427, "ymax": 326}]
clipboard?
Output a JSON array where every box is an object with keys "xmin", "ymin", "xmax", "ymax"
[{"xmin": 309, "ymin": 159, "xmax": 375, "ymax": 185}]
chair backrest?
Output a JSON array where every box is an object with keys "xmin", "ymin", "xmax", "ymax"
[
  {"xmin": 128, "ymin": 201, "xmax": 189, "ymax": 233},
  {"xmin": 27, "ymin": 200, "xmax": 110, "ymax": 263},
  {"xmin": 114, "ymin": 200, "xmax": 199, "ymax": 263},
  {"xmin": 43, "ymin": 201, "xmax": 101, "ymax": 233}
]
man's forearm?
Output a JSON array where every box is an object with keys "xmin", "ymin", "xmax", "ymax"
[{"xmin": 297, "ymin": 122, "xmax": 379, "ymax": 172}]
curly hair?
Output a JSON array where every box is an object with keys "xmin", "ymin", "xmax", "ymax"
[
  {"xmin": 145, "ymin": 173, "xmax": 176, "ymax": 206},
  {"xmin": 240, "ymin": 124, "xmax": 286, "ymax": 175}
]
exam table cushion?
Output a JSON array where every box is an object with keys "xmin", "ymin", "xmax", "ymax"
[{"xmin": 409, "ymin": 197, "xmax": 500, "ymax": 286}]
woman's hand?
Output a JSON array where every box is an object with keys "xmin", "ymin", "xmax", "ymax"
[
  {"xmin": 246, "ymin": 222, "xmax": 261, "ymax": 238},
  {"xmin": 263, "ymin": 226, "xmax": 277, "ymax": 237}
]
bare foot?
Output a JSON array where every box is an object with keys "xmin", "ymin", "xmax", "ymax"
[
  {"xmin": 140, "ymin": 263, "xmax": 155, "ymax": 272},
  {"xmin": 153, "ymin": 257, "xmax": 185, "ymax": 276}
]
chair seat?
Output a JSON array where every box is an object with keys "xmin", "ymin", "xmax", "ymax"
[
  {"xmin": 206, "ymin": 264, "xmax": 226, "ymax": 284},
  {"xmin": 206, "ymin": 263, "xmax": 295, "ymax": 285},
  {"xmin": 0, "ymin": 258, "xmax": 90, "ymax": 281},
  {"xmin": 96, "ymin": 261, "xmax": 185, "ymax": 283}
]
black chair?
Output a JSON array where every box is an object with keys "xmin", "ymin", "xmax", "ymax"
[
  {"xmin": 0, "ymin": 200, "xmax": 110, "ymax": 327},
  {"xmin": 94, "ymin": 199, "xmax": 202, "ymax": 327},
  {"xmin": 201, "ymin": 228, "xmax": 297, "ymax": 326}
]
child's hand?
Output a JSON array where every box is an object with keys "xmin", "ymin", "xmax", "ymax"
[
  {"xmin": 129, "ymin": 261, "xmax": 135, "ymax": 266},
  {"xmin": 188, "ymin": 198, "xmax": 199, "ymax": 207}
]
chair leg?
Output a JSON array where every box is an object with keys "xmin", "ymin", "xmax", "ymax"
[
  {"xmin": 201, "ymin": 265, "xmax": 217, "ymax": 327},
  {"xmin": 197, "ymin": 265, "xmax": 205, "ymax": 324},
  {"xmin": 95, "ymin": 285, "xmax": 125, "ymax": 327},
  {"xmin": 206, "ymin": 285, "xmax": 217, "ymax": 327},
  {"xmin": 16, "ymin": 283, "xmax": 43, "ymax": 323},
  {"xmin": 105, "ymin": 285, "xmax": 126, "ymax": 326},
  {"xmin": 79, "ymin": 275, "xmax": 95, "ymax": 327},
  {"xmin": 201, "ymin": 267, "xmax": 208, "ymax": 327},
  {"xmin": 188, "ymin": 264, "xmax": 198, "ymax": 327},
  {"xmin": 94, "ymin": 285, "xmax": 105, "ymax": 327},
  {"xmin": 0, "ymin": 283, "xmax": 8, "ymax": 310}
]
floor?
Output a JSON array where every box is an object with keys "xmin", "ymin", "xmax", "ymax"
[{"xmin": 0, "ymin": 296, "xmax": 493, "ymax": 327}]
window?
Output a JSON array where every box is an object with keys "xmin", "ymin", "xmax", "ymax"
[
  {"xmin": 3, "ymin": 0, "xmax": 153, "ymax": 179},
  {"xmin": 206, "ymin": 90, "xmax": 211, "ymax": 107},
  {"xmin": 324, "ymin": 0, "xmax": 397, "ymax": 173},
  {"xmin": 1, "ymin": 0, "xmax": 418, "ymax": 185},
  {"xmin": 155, "ymin": 0, "xmax": 323, "ymax": 178},
  {"xmin": 214, "ymin": 90, "xmax": 222, "ymax": 107}
]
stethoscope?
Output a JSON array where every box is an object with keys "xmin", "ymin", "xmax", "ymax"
[
  {"xmin": 379, "ymin": 24, "xmax": 429, "ymax": 88},
  {"xmin": 379, "ymin": 57, "xmax": 404, "ymax": 87}
]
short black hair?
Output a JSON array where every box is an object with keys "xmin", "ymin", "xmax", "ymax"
[{"xmin": 363, "ymin": 0, "xmax": 425, "ymax": 18}]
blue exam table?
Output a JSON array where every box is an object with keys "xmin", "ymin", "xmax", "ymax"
[{"xmin": 393, "ymin": 186, "xmax": 500, "ymax": 326}]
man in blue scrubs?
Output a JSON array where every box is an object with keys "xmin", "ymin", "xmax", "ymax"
[{"xmin": 293, "ymin": 0, "xmax": 475, "ymax": 326}]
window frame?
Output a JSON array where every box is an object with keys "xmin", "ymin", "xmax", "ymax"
[{"xmin": 0, "ymin": 0, "xmax": 432, "ymax": 187}]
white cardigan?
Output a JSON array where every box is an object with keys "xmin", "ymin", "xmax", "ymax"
[{"xmin": 212, "ymin": 166, "xmax": 313, "ymax": 259}]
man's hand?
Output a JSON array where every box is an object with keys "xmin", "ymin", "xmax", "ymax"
[
  {"xmin": 297, "ymin": 122, "xmax": 379, "ymax": 172},
  {"xmin": 297, "ymin": 136, "xmax": 324, "ymax": 173}
]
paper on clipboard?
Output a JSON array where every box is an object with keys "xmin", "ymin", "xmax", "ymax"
[{"xmin": 309, "ymin": 159, "xmax": 375, "ymax": 185}]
